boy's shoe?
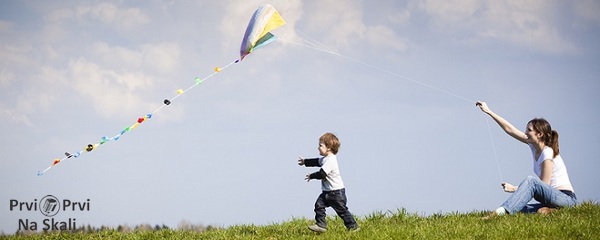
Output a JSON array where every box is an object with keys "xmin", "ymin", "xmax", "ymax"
[
  {"xmin": 347, "ymin": 226, "xmax": 360, "ymax": 232},
  {"xmin": 308, "ymin": 225, "xmax": 327, "ymax": 233},
  {"xmin": 537, "ymin": 207, "xmax": 557, "ymax": 215}
]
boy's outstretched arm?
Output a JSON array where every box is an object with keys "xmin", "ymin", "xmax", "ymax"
[
  {"xmin": 309, "ymin": 169, "xmax": 327, "ymax": 179},
  {"xmin": 303, "ymin": 158, "xmax": 321, "ymax": 167},
  {"xmin": 298, "ymin": 157, "xmax": 305, "ymax": 166},
  {"xmin": 305, "ymin": 169, "xmax": 327, "ymax": 182}
]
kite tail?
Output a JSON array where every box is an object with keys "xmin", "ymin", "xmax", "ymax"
[{"xmin": 38, "ymin": 58, "xmax": 241, "ymax": 176}]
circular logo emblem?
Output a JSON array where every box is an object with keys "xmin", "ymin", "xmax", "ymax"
[{"xmin": 39, "ymin": 195, "xmax": 60, "ymax": 217}]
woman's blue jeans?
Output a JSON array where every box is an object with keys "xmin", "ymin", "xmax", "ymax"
[{"xmin": 502, "ymin": 176, "xmax": 578, "ymax": 214}]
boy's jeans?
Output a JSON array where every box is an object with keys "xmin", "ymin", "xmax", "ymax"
[
  {"xmin": 314, "ymin": 188, "xmax": 358, "ymax": 229},
  {"xmin": 502, "ymin": 176, "xmax": 578, "ymax": 214}
]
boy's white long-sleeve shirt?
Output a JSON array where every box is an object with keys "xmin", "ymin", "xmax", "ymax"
[{"xmin": 305, "ymin": 155, "xmax": 345, "ymax": 191}]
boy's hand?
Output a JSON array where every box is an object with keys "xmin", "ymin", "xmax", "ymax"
[
  {"xmin": 297, "ymin": 157, "xmax": 305, "ymax": 166},
  {"xmin": 305, "ymin": 174, "xmax": 311, "ymax": 182}
]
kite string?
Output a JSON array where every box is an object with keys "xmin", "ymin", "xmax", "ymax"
[
  {"xmin": 284, "ymin": 29, "xmax": 504, "ymax": 181},
  {"xmin": 282, "ymin": 29, "xmax": 475, "ymax": 103},
  {"xmin": 151, "ymin": 59, "xmax": 238, "ymax": 115},
  {"xmin": 288, "ymin": 29, "xmax": 337, "ymax": 54},
  {"xmin": 485, "ymin": 117, "xmax": 504, "ymax": 182}
]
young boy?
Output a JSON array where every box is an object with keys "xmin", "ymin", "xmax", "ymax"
[{"xmin": 297, "ymin": 132, "xmax": 359, "ymax": 232}]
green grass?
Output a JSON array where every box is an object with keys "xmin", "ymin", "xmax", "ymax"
[{"xmin": 2, "ymin": 202, "xmax": 599, "ymax": 239}]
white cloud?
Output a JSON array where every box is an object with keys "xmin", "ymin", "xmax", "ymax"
[
  {"xmin": 1, "ymin": 107, "xmax": 33, "ymax": 127},
  {"xmin": 140, "ymin": 43, "xmax": 181, "ymax": 74},
  {"xmin": 68, "ymin": 58, "xmax": 155, "ymax": 119},
  {"xmin": 0, "ymin": 2, "xmax": 180, "ymax": 126},
  {"xmin": 412, "ymin": 0, "xmax": 579, "ymax": 54},
  {"xmin": 366, "ymin": 25, "xmax": 407, "ymax": 52},
  {"xmin": 45, "ymin": 7, "xmax": 74, "ymax": 22},
  {"xmin": 416, "ymin": 0, "xmax": 481, "ymax": 23},
  {"xmin": 0, "ymin": 64, "xmax": 65, "ymax": 127},
  {"xmin": 388, "ymin": 9, "xmax": 411, "ymax": 26},
  {"xmin": 38, "ymin": 2, "xmax": 151, "ymax": 49},
  {"xmin": 482, "ymin": 1, "xmax": 577, "ymax": 54},
  {"xmin": 303, "ymin": 1, "xmax": 367, "ymax": 49},
  {"xmin": 75, "ymin": 2, "xmax": 150, "ymax": 29},
  {"xmin": 91, "ymin": 42, "xmax": 141, "ymax": 68},
  {"xmin": 218, "ymin": 1, "xmax": 259, "ymax": 53},
  {"xmin": 0, "ymin": 44, "xmax": 33, "ymax": 67},
  {"xmin": 91, "ymin": 41, "xmax": 181, "ymax": 74}
]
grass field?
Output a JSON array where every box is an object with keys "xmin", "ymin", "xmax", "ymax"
[{"xmin": 2, "ymin": 202, "xmax": 598, "ymax": 239}]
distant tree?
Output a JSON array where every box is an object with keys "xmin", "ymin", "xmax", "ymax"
[
  {"xmin": 178, "ymin": 220, "xmax": 192, "ymax": 230},
  {"xmin": 178, "ymin": 220, "xmax": 208, "ymax": 232},
  {"xmin": 117, "ymin": 224, "xmax": 132, "ymax": 232},
  {"xmin": 135, "ymin": 223, "xmax": 153, "ymax": 231}
]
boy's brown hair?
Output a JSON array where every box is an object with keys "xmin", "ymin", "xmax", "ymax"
[{"xmin": 319, "ymin": 132, "xmax": 340, "ymax": 154}]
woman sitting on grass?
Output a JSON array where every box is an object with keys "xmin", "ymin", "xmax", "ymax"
[{"xmin": 476, "ymin": 101, "xmax": 578, "ymax": 218}]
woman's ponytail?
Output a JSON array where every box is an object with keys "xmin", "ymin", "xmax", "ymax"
[{"xmin": 550, "ymin": 130, "xmax": 560, "ymax": 158}]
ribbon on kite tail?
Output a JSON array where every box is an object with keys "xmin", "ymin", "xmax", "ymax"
[{"xmin": 37, "ymin": 60, "xmax": 240, "ymax": 176}]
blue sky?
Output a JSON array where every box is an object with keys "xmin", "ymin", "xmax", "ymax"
[{"xmin": 1, "ymin": 0, "xmax": 599, "ymax": 233}]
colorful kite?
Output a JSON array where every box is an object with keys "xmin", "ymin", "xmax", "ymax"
[
  {"xmin": 38, "ymin": 4, "xmax": 285, "ymax": 176},
  {"xmin": 240, "ymin": 4, "xmax": 286, "ymax": 60}
]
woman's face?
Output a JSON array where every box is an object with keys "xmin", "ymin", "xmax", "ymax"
[{"xmin": 525, "ymin": 123, "xmax": 542, "ymax": 144}]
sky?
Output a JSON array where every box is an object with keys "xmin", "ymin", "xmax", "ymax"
[{"xmin": 1, "ymin": 0, "xmax": 600, "ymax": 234}]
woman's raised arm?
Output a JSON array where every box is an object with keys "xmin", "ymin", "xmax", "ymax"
[{"xmin": 476, "ymin": 101, "xmax": 528, "ymax": 144}]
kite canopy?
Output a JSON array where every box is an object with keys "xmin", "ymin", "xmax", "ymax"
[{"xmin": 240, "ymin": 4, "xmax": 286, "ymax": 60}]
